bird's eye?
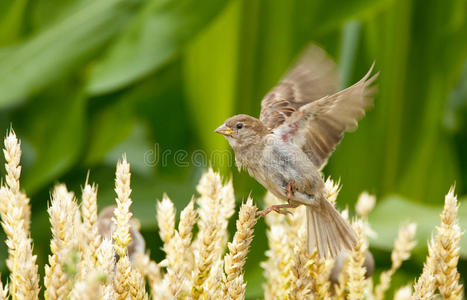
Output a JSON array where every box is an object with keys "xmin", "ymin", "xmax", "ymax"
[{"xmin": 236, "ymin": 123, "xmax": 243, "ymax": 129}]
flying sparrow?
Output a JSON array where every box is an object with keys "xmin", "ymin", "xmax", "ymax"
[{"xmin": 215, "ymin": 44, "xmax": 378, "ymax": 258}]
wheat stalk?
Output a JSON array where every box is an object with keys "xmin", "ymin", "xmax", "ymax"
[
  {"xmin": 112, "ymin": 155, "xmax": 134, "ymax": 299},
  {"xmin": 434, "ymin": 187, "xmax": 463, "ymax": 299},
  {"xmin": 289, "ymin": 230, "xmax": 313, "ymax": 299},
  {"xmin": 224, "ymin": 198, "xmax": 257, "ymax": 299},
  {"xmin": 191, "ymin": 168, "xmax": 223, "ymax": 299},
  {"xmin": 157, "ymin": 196, "xmax": 185, "ymax": 297},
  {"xmin": 374, "ymin": 223, "xmax": 417, "ymax": 300},
  {"xmin": 347, "ymin": 220, "xmax": 367, "ymax": 300},
  {"xmin": 0, "ymin": 130, "xmax": 40, "ymax": 300},
  {"xmin": 0, "ymin": 128, "xmax": 463, "ymax": 300},
  {"xmin": 80, "ymin": 180, "xmax": 101, "ymax": 277},
  {"xmin": 3, "ymin": 129, "xmax": 30, "ymax": 232},
  {"xmin": 44, "ymin": 184, "xmax": 81, "ymax": 300}
]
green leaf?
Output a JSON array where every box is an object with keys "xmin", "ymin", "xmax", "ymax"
[
  {"xmin": 244, "ymin": 264, "xmax": 265, "ymax": 299},
  {"xmin": 104, "ymin": 123, "xmax": 153, "ymax": 176},
  {"xmin": 338, "ymin": 20, "xmax": 362, "ymax": 88},
  {"xmin": 28, "ymin": 0, "xmax": 88, "ymax": 32},
  {"xmin": 128, "ymin": 172, "xmax": 199, "ymax": 229},
  {"xmin": 444, "ymin": 60, "xmax": 467, "ymax": 133},
  {"xmin": 87, "ymin": 0, "xmax": 230, "ymax": 95},
  {"xmin": 0, "ymin": 0, "xmax": 141, "ymax": 107},
  {"xmin": 0, "ymin": 0, "xmax": 28, "ymax": 45},
  {"xmin": 84, "ymin": 62, "xmax": 180, "ymax": 167},
  {"xmin": 309, "ymin": 0, "xmax": 394, "ymax": 35},
  {"xmin": 394, "ymin": 0, "xmax": 465, "ymax": 203},
  {"xmin": 13, "ymin": 82, "xmax": 87, "ymax": 194},
  {"xmin": 182, "ymin": 0, "xmax": 239, "ymax": 167},
  {"xmin": 369, "ymin": 195, "xmax": 467, "ymax": 257},
  {"xmin": 327, "ymin": 0, "xmax": 467, "ymax": 206},
  {"xmin": 238, "ymin": 0, "xmax": 296, "ymax": 115},
  {"xmin": 84, "ymin": 98, "xmax": 136, "ymax": 167}
]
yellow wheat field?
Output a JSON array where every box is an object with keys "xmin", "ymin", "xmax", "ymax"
[{"xmin": 0, "ymin": 129, "xmax": 463, "ymax": 299}]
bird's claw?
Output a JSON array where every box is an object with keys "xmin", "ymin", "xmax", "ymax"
[
  {"xmin": 274, "ymin": 207, "xmax": 293, "ymax": 216},
  {"xmin": 256, "ymin": 208, "xmax": 272, "ymax": 217},
  {"xmin": 256, "ymin": 204, "xmax": 294, "ymax": 217}
]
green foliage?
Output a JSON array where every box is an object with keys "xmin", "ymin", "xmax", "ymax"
[
  {"xmin": 0, "ymin": 0, "xmax": 141, "ymax": 106},
  {"xmin": 369, "ymin": 195, "xmax": 467, "ymax": 256},
  {"xmin": 0, "ymin": 0, "xmax": 466, "ymax": 298},
  {"xmin": 87, "ymin": 0, "xmax": 229, "ymax": 94}
]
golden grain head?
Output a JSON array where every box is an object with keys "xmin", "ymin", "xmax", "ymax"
[
  {"xmin": 0, "ymin": 129, "xmax": 464, "ymax": 300},
  {"xmin": 324, "ymin": 177, "xmax": 341, "ymax": 205},
  {"xmin": 355, "ymin": 191, "xmax": 376, "ymax": 217}
]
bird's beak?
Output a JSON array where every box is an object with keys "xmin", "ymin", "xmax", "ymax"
[{"xmin": 215, "ymin": 124, "xmax": 234, "ymax": 136}]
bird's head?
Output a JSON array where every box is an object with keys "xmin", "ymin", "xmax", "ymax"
[{"xmin": 215, "ymin": 114, "xmax": 268, "ymax": 150}]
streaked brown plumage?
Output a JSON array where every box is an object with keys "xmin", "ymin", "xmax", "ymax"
[
  {"xmin": 216, "ymin": 44, "xmax": 378, "ymax": 258},
  {"xmin": 97, "ymin": 205, "xmax": 145, "ymax": 261}
]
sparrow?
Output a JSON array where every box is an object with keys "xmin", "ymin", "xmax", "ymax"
[
  {"xmin": 215, "ymin": 44, "xmax": 378, "ymax": 258},
  {"xmin": 97, "ymin": 205, "xmax": 145, "ymax": 261}
]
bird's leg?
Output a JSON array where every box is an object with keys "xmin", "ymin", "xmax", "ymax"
[
  {"xmin": 286, "ymin": 181, "xmax": 294, "ymax": 201},
  {"xmin": 256, "ymin": 203, "xmax": 299, "ymax": 217},
  {"xmin": 257, "ymin": 182, "xmax": 298, "ymax": 217}
]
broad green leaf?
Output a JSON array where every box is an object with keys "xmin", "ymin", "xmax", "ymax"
[
  {"xmin": 297, "ymin": 0, "xmax": 394, "ymax": 36},
  {"xmin": 29, "ymin": 204, "xmax": 54, "ymax": 271},
  {"xmin": 0, "ymin": 0, "xmax": 28, "ymax": 45},
  {"xmin": 369, "ymin": 195, "xmax": 467, "ymax": 257},
  {"xmin": 338, "ymin": 20, "xmax": 362, "ymax": 88},
  {"xmin": 395, "ymin": 0, "xmax": 465, "ymax": 203},
  {"xmin": 182, "ymin": 0, "xmax": 239, "ymax": 167},
  {"xmin": 29, "ymin": 0, "xmax": 88, "ymax": 32},
  {"xmin": 244, "ymin": 263, "xmax": 265, "ymax": 299},
  {"xmin": 104, "ymin": 123, "xmax": 153, "ymax": 176},
  {"xmin": 87, "ymin": 0, "xmax": 229, "ymax": 95},
  {"xmin": 0, "ymin": 0, "xmax": 141, "ymax": 107},
  {"xmin": 238, "ymin": 0, "xmax": 295, "ymax": 115},
  {"xmin": 13, "ymin": 81, "xmax": 86, "ymax": 194},
  {"xmin": 327, "ymin": 0, "xmax": 466, "ymax": 206},
  {"xmin": 84, "ymin": 98, "xmax": 136, "ymax": 167},
  {"xmin": 0, "ymin": 231, "xmax": 6, "ymax": 271},
  {"xmin": 444, "ymin": 60, "xmax": 467, "ymax": 134},
  {"xmin": 84, "ymin": 61, "xmax": 182, "ymax": 167},
  {"xmin": 399, "ymin": 127, "xmax": 461, "ymax": 204},
  {"xmin": 132, "ymin": 67, "xmax": 199, "ymax": 178},
  {"xmin": 244, "ymin": 218, "xmax": 268, "ymax": 299}
]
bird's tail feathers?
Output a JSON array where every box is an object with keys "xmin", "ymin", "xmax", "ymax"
[{"xmin": 306, "ymin": 199, "xmax": 356, "ymax": 258}]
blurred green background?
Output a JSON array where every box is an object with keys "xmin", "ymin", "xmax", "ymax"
[{"xmin": 0, "ymin": 0, "xmax": 466, "ymax": 298}]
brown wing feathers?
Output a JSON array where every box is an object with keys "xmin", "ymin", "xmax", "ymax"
[
  {"xmin": 278, "ymin": 64, "xmax": 378, "ymax": 169},
  {"xmin": 259, "ymin": 42, "xmax": 378, "ymax": 169},
  {"xmin": 260, "ymin": 44, "xmax": 340, "ymax": 130}
]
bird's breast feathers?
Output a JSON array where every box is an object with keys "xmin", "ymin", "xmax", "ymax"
[{"xmin": 241, "ymin": 137, "xmax": 320, "ymax": 205}]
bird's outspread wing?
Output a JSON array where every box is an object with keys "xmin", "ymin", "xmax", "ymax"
[
  {"xmin": 259, "ymin": 44, "xmax": 339, "ymax": 130},
  {"xmin": 274, "ymin": 65, "xmax": 378, "ymax": 170}
]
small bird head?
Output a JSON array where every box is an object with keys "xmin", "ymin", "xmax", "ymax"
[{"xmin": 215, "ymin": 114, "xmax": 268, "ymax": 150}]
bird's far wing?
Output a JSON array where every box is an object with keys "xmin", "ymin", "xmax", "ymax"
[
  {"xmin": 274, "ymin": 65, "xmax": 378, "ymax": 170},
  {"xmin": 259, "ymin": 44, "xmax": 339, "ymax": 130}
]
